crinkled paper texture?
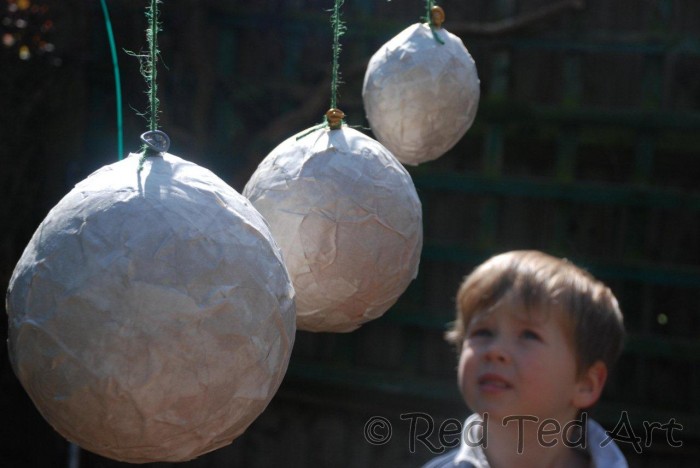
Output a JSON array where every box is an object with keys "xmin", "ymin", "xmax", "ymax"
[
  {"xmin": 363, "ymin": 23, "xmax": 480, "ymax": 165},
  {"xmin": 244, "ymin": 127, "xmax": 423, "ymax": 333},
  {"xmin": 6, "ymin": 153, "xmax": 296, "ymax": 463}
]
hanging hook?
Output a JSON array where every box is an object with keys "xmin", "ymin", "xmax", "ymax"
[
  {"xmin": 140, "ymin": 130, "xmax": 170, "ymax": 154},
  {"xmin": 326, "ymin": 108, "xmax": 346, "ymax": 130},
  {"xmin": 430, "ymin": 5, "xmax": 445, "ymax": 28}
]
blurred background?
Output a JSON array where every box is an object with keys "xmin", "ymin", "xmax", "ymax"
[{"xmin": 1, "ymin": 0, "xmax": 698, "ymax": 466}]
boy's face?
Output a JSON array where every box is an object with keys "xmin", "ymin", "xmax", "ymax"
[{"xmin": 458, "ymin": 300, "xmax": 585, "ymax": 423}]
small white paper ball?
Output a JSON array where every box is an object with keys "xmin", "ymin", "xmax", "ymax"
[
  {"xmin": 244, "ymin": 126, "xmax": 422, "ymax": 333},
  {"xmin": 6, "ymin": 153, "xmax": 296, "ymax": 463},
  {"xmin": 363, "ymin": 23, "xmax": 480, "ymax": 165}
]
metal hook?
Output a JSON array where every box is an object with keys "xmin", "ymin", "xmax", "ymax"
[{"xmin": 140, "ymin": 130, "xmax": 170, "ymax": 153}]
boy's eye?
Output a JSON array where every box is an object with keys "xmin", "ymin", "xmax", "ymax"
[
  {"xmin": 469, "ymin": 328, "xmax": 493, "ymax": 338},
  {"xmin": 521, "ymin": 329, "xmax": 541, "ymax": 340}
]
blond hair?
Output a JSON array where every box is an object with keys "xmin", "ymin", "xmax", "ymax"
[{"xmin": 446, "ymin": 250, "xmax": 625, "ymax": 374}]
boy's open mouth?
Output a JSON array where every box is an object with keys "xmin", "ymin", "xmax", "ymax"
[{"xmin": 478, "ymin": 373, "xmax": 512, "ymax": 390}]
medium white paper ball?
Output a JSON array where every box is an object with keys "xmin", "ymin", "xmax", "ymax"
[
  {"xmin": 363, "ymin": 23, "xmax": 480, "ymax": 165},
  {"xmin": 6, "ymin": 153, "xmax": 296, "ymax": 463},
  {"xmin": 244, "ymin": 126, "xmax": 422, "ymax": 333}
]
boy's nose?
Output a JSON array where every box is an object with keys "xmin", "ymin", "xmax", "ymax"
[{"xmin": 482, "ymin": 339, "xmax": 510, "ymax": 363}]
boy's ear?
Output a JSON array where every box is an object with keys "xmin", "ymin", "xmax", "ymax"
[{"xmin": 573, "ymin": 360, "xmax": 608, "ymax": 409}]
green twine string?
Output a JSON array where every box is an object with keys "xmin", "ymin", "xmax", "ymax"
[
  {"xmin": 127, "ymin": 2, "xmax": 162, "ymax": 141},
  {"xmin": 126, "ymin": 0, "xmax": 163, "ymax": 168},
  {"xmin": 297, "ymin": 0, "xmax": 346, "ymax": 140},
  {"xmin": 99, "ymin": 0, "xmax": 123, "ymax": 160},
  {"xmin": 145, "ymin": 0, "xmax": 161, "ymax": 133},
  {"xmin": 330, "ymin": 0, "xmax": 346, "ymax": 111},
  {"xmin": 426, "ymin": 0, "xmax": 445, "ymax": 45}
]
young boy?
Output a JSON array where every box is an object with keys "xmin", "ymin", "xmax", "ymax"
[{"xmin": 423, "ymin": 250, "xmax": 627, "ymax": 467}]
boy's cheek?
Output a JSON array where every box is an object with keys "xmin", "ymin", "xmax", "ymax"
[{"xmin": 457, "ymin": 349, "xmax": 476, "ymax": 398}]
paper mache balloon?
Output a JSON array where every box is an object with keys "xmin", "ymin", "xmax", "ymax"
[
  {"xmin": 243, "ymin": 119, "xmax": 423, "ymax": 333},
  {"xmin": 6, "ymin": 151, "xmax": 296, "ymax": 463},
  {"xmin": 362, "ymin": 10, "xmax": 480, "ymax": 166}
]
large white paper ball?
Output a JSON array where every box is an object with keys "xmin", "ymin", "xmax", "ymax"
[
  {"xmin": 6, "ymin": 153, "xmax": 296, "ymax": 463},
  {"xmin": 363, "ymin": 23, "xmax": 480, "ymax": 165},
  {"xmin": 243, "ymin": 126, "xmax": 422, "ymax": 333}
]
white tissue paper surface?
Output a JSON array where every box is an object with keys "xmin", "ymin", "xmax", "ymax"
[
  {"xmin": 244, "ymin": 126, "xmax": 423, "ymax": 333},
  {"xmin": 363, "ymin": 23, "xmax": 480, "ymax": 165},
  {"xmin": 6, "ymin": 153, "xmax": 296, "ymax": 463}
]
